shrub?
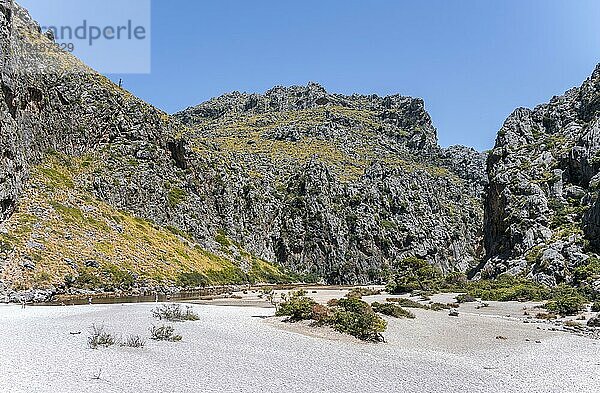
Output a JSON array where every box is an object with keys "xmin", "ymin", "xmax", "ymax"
[
  {"xmin": 326, "ymin": 299, "xmax": 339, "ymax": 307},
  {"xmin": 444, "ymin": 272, "xmax": 468, "ymax": 286},
  {"xmin": 167, "ymin": 187, "xmax": 187, "ymax": 207},
  {"xmin": 177, "ymin": 272, "xmax": 208, "ymax": 288},
  {"xmin": 544, "ymin": 294, "xmax": 586, "ymax": 316},
  {"xmin": 275, "ymin": 290, "xmax": 317, "ymax": 322},
  {"xmin": 88, "ymin": 324, "xmax": 116, "ymax": 349},
  {"xmin": 150, "ymin": 325, "xmax": 182, "ymax": 342},
  {"xmin": 588, "ymin": 316, "xmax": 600, "ymax": 327},
  {"xmin": 310, "ymin": 304, "xmax": 332, "ymax": 325},
  {"xmin": 329, "ymin": 299, "xmax": 387, "ymax": 342},
  {"xmin": 334, "ymin": 298, "xmax": 372, "ymax": 314},
  {"xmin": 386, "ymin": 257, "xmax": 442, "ymax": 294},
  {"xmin": 460, "ymin": 275, "xmax": 551, "ymax": 302},
  {"xmin": 121, "ymin": 335, "xmax": 145, "ymax": 348},
  {"xmin": 536, "ymin": 312, "xmax": 557, "ymax": 320},
  {"xmin": 372, "ymin": 302, "xmax": 415, "ymax": 319},
  {"xmin": 456, "ymin": 294, "xmax": 477, "ymax": 303},
  {"xmin": 430, "ymin": 302, "xmax": 452, "ymax": 311},
  {"xmin": 103, "ymin": 265, "xmax": 135, "ymax": 289},
  {"xmin": 215, "ymin": 229, "xmax": 232, "ymax": 248},
  {"xmin": 152, "ymin": 304, "xmax": 200, "ymax": 322},
  {"xmin": 592, "ymin": 302, "xmax": 600, "ymax": 312},
  {"xmin": 385, "ymin": 298, "xmax": 428, "ymax": 309},
  {"xmin": 346, "ymin": 287, "xmax": 381, "ymax": 299},
  {"xmin": 572, "ymin": 257, "xmax": 600, "ymax": 285}
]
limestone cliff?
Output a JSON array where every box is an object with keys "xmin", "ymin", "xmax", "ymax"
[{"xmin": 482, "ymin": 64, "xmax": 600, "ymax": 290}]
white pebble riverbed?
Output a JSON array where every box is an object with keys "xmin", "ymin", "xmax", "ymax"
[{"xmin": 0, "ymin": 302, "xmax": 598, "ymax": 393}]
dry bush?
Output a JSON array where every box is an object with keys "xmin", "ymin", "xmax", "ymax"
[
  {"xmin": 87, "ymin": 324, "xmax": 116, "ymax": 349},
  {"xmin": 121, "ymin": 334, "xmax": 145, "ymax": 348},
  {"xmin": 152, "ymin": 304, "xmax": 200, "ymax": 322},
  {"xmin": 150, "ymin": 325, "xmax": 182, "ymax": 342}
]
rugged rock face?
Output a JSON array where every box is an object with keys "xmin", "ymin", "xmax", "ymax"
[
  {"xmin": 0, "ymin": 0, "xmax": 175, "ymax": 206},
  {"xmin": 176, "ymin": 83, "xmax": 440, "ymax": 155},
  {"xmin": 0, "ymin": 0, "xmax": 488, "ymax": 294},
  {"xmin": 172, "ymin": 86, "xmax": 487, "ymax": 282},
  {"xmin": 482, "ymin": 65, "xmax": 600, "ymax": 286}
]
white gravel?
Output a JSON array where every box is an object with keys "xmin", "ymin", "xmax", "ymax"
[{"xmin": 0, "ymin": 303, "xmax": 598, "ymax": 393}]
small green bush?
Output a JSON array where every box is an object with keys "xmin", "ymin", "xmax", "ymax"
[
  {"xmin": 310, "ymin": 304, "xmax": 332, "ymax": 326},
  {"xmin": 588, "ymin": 316, "xmax": 600, "ymax": 327},
  {"xmin": 456, "ymin": 294, "xmax": 477, "ymax": 303},
  {"xmin": 121, "ymin": 335, "xmax": 145, "ymax": 348},
  {"xmin": 544, "ymin": 294, "xmax": 587, "ymax": 316},
  {"xmin": 75, "ymin": 268, "xmax": 103, "ymax": 289},
  {"xmin": 334, "ymin": 298, "xmax": 372, "ymax": 314},
  {"xmin": 536, "ymin": 312, "xmax": 557, "ymax": 320},
  {"xmin": 275, "ymin": 290, "xmax": 317, "ymax": 321},
  {"xmin": 386, "ymin": 257, "xmax": 442, "ymax": 294},
  {"xmin": 167, "ymin": 187, "xmax": 187, "ymax": 207},
  {"xmin": 150, "ymin": 325, "xmax": 182, "ymax": 342},
  {"xmin": 103, "ymin": 265, "xmax": 135, "ymax": 289},
  {"xmin": 329, "ymin": 298, "xmax": 387, "ymax": 342},
  {"xmin": 444, "ymin": 272, "xmax": 468, "ymax": 286},
  {"xmin": 215, "ymin": 230, "xmax": 232, "ymax": 248},
  {"xmin": 572, "ymin": 257, "xmax": 600, "ymax": 285},
  {"xmin": 372, "ymin": 302, "xmax": 415, "ymax": 319},
  {"xmin": 430, "ymin": 303, "xmax": 453, "ymax": 311},
  {"xmin": 346, "ymin": 287, "xmax": 381, "ymax": 299},
  {"xmin": 592, "ymin": 302, "xmax": 600, "ymax": 312},
  {"xmin": 177, "ymin": 271, "xmax": 209, "ymax": 288}
]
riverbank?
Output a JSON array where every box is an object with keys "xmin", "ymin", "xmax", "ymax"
[{"xmin": 0, "ymin": 293, "xmax": 598, "ymax": 392}]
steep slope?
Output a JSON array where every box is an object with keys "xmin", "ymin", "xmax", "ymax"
[
  {"xmin": 0, "ymin": 1, "xmax": 175, "ymax": 210},
  {"xmin": 482, "ymin": 64, "xmax": 600, "ymax": 288},
  {"xmin": 1, "ymin": 152, "xmax": 289, "ymax": 300}
]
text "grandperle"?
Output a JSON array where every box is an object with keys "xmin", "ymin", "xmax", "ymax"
[{"xmin": 42, "ymin": 20, "xmax": 147, "ymax": 46}]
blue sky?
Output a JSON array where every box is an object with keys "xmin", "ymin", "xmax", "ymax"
[{"xmin": 21, "ymin": 0, "xmax": 600, "ymax": 151}]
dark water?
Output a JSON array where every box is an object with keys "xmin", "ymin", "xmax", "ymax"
[{"xmin": 32, "ymin": 284, "xmax": 336, "ymax": 307}]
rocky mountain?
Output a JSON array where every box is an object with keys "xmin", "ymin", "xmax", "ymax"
[
  {"xmin": 481, "ymin": 65, "xmax": 600, "ymax": 288},
  {"xmin": 0, "ymin": 0, "xmax": 487, "ymax": 299},
  {"xmin": 172, "ymin": 85, "xmax": 487, "ymax": 283}
]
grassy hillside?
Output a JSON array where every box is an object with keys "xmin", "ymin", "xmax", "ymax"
[
  {"xmin": 0, "ymin": 152, "xmax": 291, "ymax": 293},
  {"xmin": 189, "ymin": 105, "xmax": 454, "ymax": 183}
]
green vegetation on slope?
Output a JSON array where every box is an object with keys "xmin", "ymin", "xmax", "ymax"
[
  {"xmin": 0, "ymin": 153, "xmax": 292, "ymax": 292},
  {"xmin": 190, "ymin": 106, "xmax": 457, "ymax": 184}
]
